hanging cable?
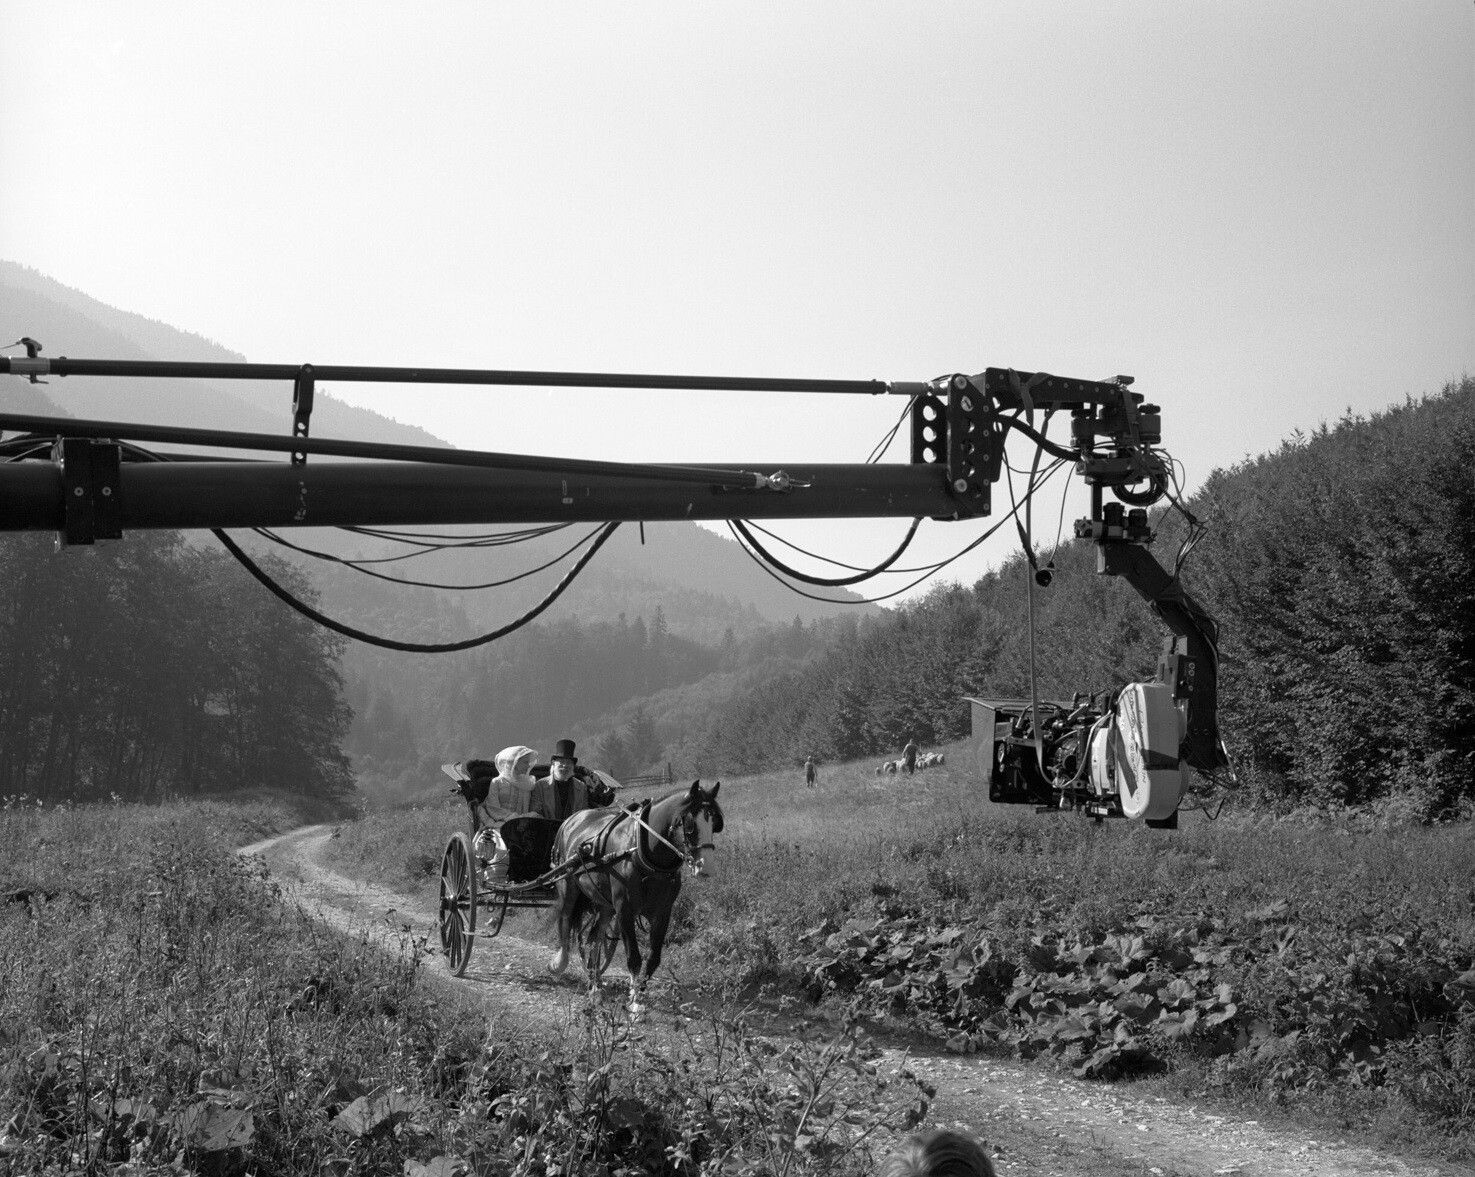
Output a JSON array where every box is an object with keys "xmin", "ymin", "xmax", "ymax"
[
  {"xmin": 718, "ymin": 392, "xmax": 920, "ymax": 585},
  {"xmin": 251, "ymin": 523, "xmax": 608, "ymax": 591},
  {"xmin": 739, "ymin": 519, "xmax": 943, "ymax": 576},
  {"xmin": 109, "ymin": 438, "xmax": 624, "ymax": 653},
  {"xmin": 1009, "ymin": 416, "xmax": 1051, "ymax": 773},
  {"xmin": 213, "ymin": 523, "xmax": 621, "ymax": 653},
  {"xmin": 866, "ymin": 393, "xmax": 919, "ymax": 464},
  {"xmin": 730, "ymin": 517, "xmax": 922, "ymax": 587},
  {"xmin": 1, "ymin": 440, "xmax": 53, "ymax": 462},
  {"xmin": 321, "ymin": 522, "xmax": 576, "ymax": 566},
  {"xmin": 341, "ymin": 521, "xmax": 571, "ymax": 546},
  {"xmin": 727, "ymin": 455, "xmax": 1069, "ymax": 605},
  {"xmin": 1044, "ymin": 465, "xmax": 1073, "ymax": 566},
  {"xmin": 1001, "ymin": 414, "xmax": 1076, "ymax": 462}
]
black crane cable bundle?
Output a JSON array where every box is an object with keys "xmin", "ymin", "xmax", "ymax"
[
  {"xmin": 254, "ymin": 522, "xmax": 610, "ymax": 591},
  {"xmin": 214, "ymin": 523, "xmax": 622, "ymax": 654},
  {"xmin": 98, "ymin": 440, "xmax": 628, "ymax": 654}
]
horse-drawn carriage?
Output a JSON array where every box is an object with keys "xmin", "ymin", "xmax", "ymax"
[
  {"xmin": 436, "ymin": 758, "xmax": 724, "ymax": 1008},
  {"xmin": 436, "ymin": 760, "xmax": 624, "ymax": 976}
]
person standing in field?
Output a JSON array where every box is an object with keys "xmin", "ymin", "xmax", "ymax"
[
  {"xmin": 804, "ymin": 756, "xmax": 818, "ymax": 788},
  {"xmin": 903, "ymin": 737, "xmax": 919, "ymax": 775}
]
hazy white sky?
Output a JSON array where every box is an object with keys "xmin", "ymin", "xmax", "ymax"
[{"xmin": 2, "ymin": 2, "xmax": 1471, "ymax": 600}]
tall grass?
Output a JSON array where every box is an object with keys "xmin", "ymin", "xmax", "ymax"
[{"xmin": 0, "ymin": 796, "xmax": 926, "ymax": 1175}]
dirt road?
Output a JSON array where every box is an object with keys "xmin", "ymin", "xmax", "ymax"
[{"xmin": 243, "ymin": 826, "xmax": 1457, "ymax": 1177}]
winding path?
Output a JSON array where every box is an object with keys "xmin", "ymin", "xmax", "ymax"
[{"xmin": 241, "ymin": 826, "xmax": 1455, "ymax": 1177}]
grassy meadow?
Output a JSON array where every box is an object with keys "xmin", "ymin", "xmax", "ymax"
[
  {"xmin": 0, "ymin": 793, "xmax": 925, "ymax": 1176},
  {"xmin": 331, "ymin": 743, "xmax": 1475, "ymax": 1163}
]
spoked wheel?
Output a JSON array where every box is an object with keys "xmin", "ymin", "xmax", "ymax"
[{"xmin": 439, "ymin": 832, "xmax": 477, "ymax": 976}]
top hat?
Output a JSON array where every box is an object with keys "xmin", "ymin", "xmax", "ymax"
[{"xmin": 552, "ymin": 739, "xmax": 577, "ymax": 761}]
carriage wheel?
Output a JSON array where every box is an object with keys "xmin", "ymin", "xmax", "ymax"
[{"xmin": 438, "ymin": 832, "xmax": 477, "ymax": 976}]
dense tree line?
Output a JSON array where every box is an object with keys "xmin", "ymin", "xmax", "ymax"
[
  {"xmin": 1192, "ymin": 381, "xmax": 1475, "ymax": 814},
  {"xmin": 0, "ymin": 532, "xmax": 354, "ymax": 805},
  {"xmin": 677, "ymin": 380, "xmax": 1475, "ymax": 817},
  {"xmin": 344, "ymin": 604, "xmax": 856, "ymax": 797},
  {"xmin": 345, "ymin": 607, "xmax": 725, "ymax": 791}
]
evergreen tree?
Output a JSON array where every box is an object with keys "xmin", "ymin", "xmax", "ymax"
[
  {"xmin": 624, "ymin": 705, "xmax": 662, "ymax": 772},
  {"xmin": 593, "ymin": 729, "xmax": 631, "ymax": 779}
]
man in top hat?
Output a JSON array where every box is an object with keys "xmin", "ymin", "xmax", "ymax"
[{"xmin": 532, "ymin": 738, "xmax": 615, "ymax": 822}]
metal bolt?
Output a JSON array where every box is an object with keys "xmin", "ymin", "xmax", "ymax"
[
  {"xmin": 73, "ymin": 487, "xmax": 84, "ymax": 497},
  {"xmin": 952, "ymin": 375, "xmax": 967, "ymax": 389},
  {"xmin": 101, "ymin": 487, "xmax": 112, "ymax": 497},
  {"xmin": 960, "ymin": 395, "xmax": 973, "ymax": 413},
  {"xmin": 953, "ymin": 479, "xmax": 969, "ymax": 493}
]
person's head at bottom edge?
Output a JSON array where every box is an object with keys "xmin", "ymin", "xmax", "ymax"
[{"xmin": 876, "ymin": 1129, "xmax": 995, "ymax": 1177}]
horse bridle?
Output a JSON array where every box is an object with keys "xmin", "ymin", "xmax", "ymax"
[
  {"xmin": 628, "ymin": 803, "xmax": 717, "ymax": 876},
  {"xmin": 680, "ymin": 809, "xmax": 718, "ymax": 857}
]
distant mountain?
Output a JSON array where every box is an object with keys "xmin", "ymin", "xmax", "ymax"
[{"xmin": 0, "ymin": 260, "xmax": 447, "ymax": 447}]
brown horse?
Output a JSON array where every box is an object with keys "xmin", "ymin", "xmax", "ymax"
[{"xmin": 547, "ymin": 781, "xmax": 723, "ymax": 1011}]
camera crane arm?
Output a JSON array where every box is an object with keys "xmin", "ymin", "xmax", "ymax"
[{"xmin": 0, "ymin": 348, "xmax": 1224, "ymax": 820}]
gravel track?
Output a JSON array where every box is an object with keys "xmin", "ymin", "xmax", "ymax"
[{"xmin": 242, "ymin": 826, "xmax": 1457, "ymax": 1177}]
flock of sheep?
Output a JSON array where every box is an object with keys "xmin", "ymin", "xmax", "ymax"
[{"xmin": 875, "ymin": 751, "xmax": 945, "ymax": 775}]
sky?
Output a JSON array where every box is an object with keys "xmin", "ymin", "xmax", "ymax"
[{"xmin": 2, "ymin": 1, "xmax": 1471, "ymax": 603}]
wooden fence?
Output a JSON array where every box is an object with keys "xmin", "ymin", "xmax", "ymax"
[{"xmin": 613, "ymin": 763, "xmax": 675, "ymax": 792}]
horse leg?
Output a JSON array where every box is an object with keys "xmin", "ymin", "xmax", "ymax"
[
  {"xmin": 616, "ymin": 892, "xmax": 645, "ymax": 1013},
  {"xmin": 548, "ymin": 878, "xmax": 574, "ymax": 975},
  {"xmin": 637, "ymin": 902, "xmax": 674, "ymax": 1004}
]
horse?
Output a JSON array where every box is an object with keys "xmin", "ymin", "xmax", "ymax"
[{"xmin": 547, "ymin": 781, "xmax": 723, "ymax": 1011}]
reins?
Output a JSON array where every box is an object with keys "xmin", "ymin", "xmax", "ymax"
[
  {"xmin": 563, "ymin": 790, "xmax": 720, "ymax": 886},
  {"xmin": 628, "ymin": 804, "xmax": 691, "ymax": 877}
]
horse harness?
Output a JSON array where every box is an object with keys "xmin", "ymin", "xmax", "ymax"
[{"xmin": 572, "ymin": 800, "xmax": 711, "ymax": 882}]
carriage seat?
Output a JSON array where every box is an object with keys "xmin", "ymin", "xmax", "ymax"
[{"xmin": 497, "ymin": 815, "xmax": 564, "ymax": 883}]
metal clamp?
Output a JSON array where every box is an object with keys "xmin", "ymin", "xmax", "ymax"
[
  {"xmin": 53, "ymin": 438, "xmax": 123, "ymax": 547},
  {"xmin": 291, "ymin": 364, "xmax": 314, "ymax": 466},
  {"xmin": 5, "ymin": 337, "xmax": 49, "ymax": 384}
]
